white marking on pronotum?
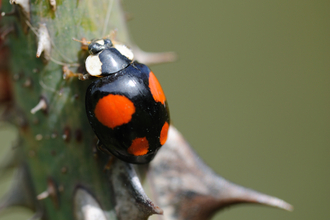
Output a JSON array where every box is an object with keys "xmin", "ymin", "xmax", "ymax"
[
  {"xmin": 36, "ymin": 23, "xmax": 52, "ymax": 60},
  {"xmin": 85, "ymin": 55, "xmax": 103, "ymax": 76},
  {"xmin": 9, "ymin": 0, "xmax": 30, "ymax": 20},
  {"xmin": 49, "ymin": 0, "xmax": 56, "ymax": 11},
  {"xmin": 113, "ymin": 44, "xmax": 134, "ymax": 60},
  {"xmin": 95, "ymin": 39, "xmax": 105, "ymax": 45},
  {"xmin": 30, "ymin": 98, "xmax": 47, "ymax": 114}
]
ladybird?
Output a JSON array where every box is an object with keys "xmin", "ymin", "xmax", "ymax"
[{"xmin": 84, "ymin": 39, "xmax": 170, "ymax": 164}]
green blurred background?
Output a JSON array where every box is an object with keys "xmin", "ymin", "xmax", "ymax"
[{"xmin": 1, "ymin": 0, "xmax": 329, "ymax": 219}]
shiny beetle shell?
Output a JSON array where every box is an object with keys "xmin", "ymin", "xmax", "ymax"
[{"xmin": 85, "ymin": 39, "xmax": 170, "ymax": 164}]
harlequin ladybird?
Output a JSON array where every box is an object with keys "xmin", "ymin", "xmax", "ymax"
[{"xmin": 84, "ymin": 39, "xmax": 170, "ymax": 164}]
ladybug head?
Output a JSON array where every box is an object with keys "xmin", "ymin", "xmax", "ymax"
[
  {"xmin": 88, "ymin": 38, "xmax": 113, "ymax": 55},
  {"xmin": 85, "ymin": 39, "xmax": 134, "ymax": 76}
]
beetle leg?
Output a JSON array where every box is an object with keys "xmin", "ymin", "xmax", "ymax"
[
  {"xmin": 62, "ymin": 65, "xmax": 90, "ymax": 80},
  {"xmin": 103, "ymin": 156, "xmax": 115, "ymax": 171},
  {"xmin": 96, "ymin": 140, "xmax": 116, "ymax": 171},
  {"xmin": 72, "ymin": 37, "xmax": 90, "ymax": 51}
]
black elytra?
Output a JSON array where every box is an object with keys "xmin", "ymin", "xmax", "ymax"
[{"xmin": 84, "ymin": 39, "xmax": 170, "ymax": 164}]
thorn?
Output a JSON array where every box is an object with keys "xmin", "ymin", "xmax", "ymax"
[
  {"xmin": 23, "ymin": 77, "xmax": 33, "ymax": 88},
  {"xmin": 49, "ymin": 0, "xmax": 56, "ymax": 11},
  {"xmin": 35, "ymin": 134, "xmax": 43, "ymax": 141},
  {"xmin": 215, "ymin": 180, "xmax": 294, "ymax": 211},
  {"xmin": 30, "ymin": 97, "xmax": 47, "ymax": 114},
  {"xmin": 0, "ymin": 164, "xmax": 38, "ymax": 211},
  {"xmin": 132, "ymin": 46, "xmax": 177, "ymax": 65},
  {"xmin": 0, "ymin": 140, "xmax": 21, "ymax": 176},
  {"xmin": 36, "ymin": 191, "xmax": 49, "ymax": 200},
  {"xmin": 36, "ymin": 23, "xmax": 51, "ymax": 61},
  {"xmin": 9, "ymin": 0, "xmax": 30, "ymax": 23},
  {"xmin": 36, "ymin": 178, "xmax": 59, "ymax": 208},
  {"xmin": 1, "ymin": 9, "xmax": 16, "ymax": 17},
  {"xmin": 147, "ymin": 126, "xmax": 293, "ymax": 220},
  {"xmin": 110, "ymin": 160, "xmax": 163, "ymax": 219},
  {"xmin": 28, "ymin": 211, "xmax": 43, "ymax": 220},
  {"xmin": 62, "ymin": 126, "xmax": 71, "ymax": 142},
  {"xmin": 73, "ymin": 187, "xmax": 108, "ymax": 220},
  {"xmin": 9, "ymin": 0, "xmax": 30, "ymax": 34}
]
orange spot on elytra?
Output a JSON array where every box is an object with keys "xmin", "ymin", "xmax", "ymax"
[
  {"xmin": 94, "ymin": 94, "xmax": 135, "ymax": 129},
  {"xmin": 160, "ymin": 122, "xmax": 169, "ymax": 145},
  {"xmin": 149, "ymin": 71, "xmax": 166, "ymax": 104},
  {"xmin": 127, "ymin": 137, "xmax": 149, "ymax": 156}
]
